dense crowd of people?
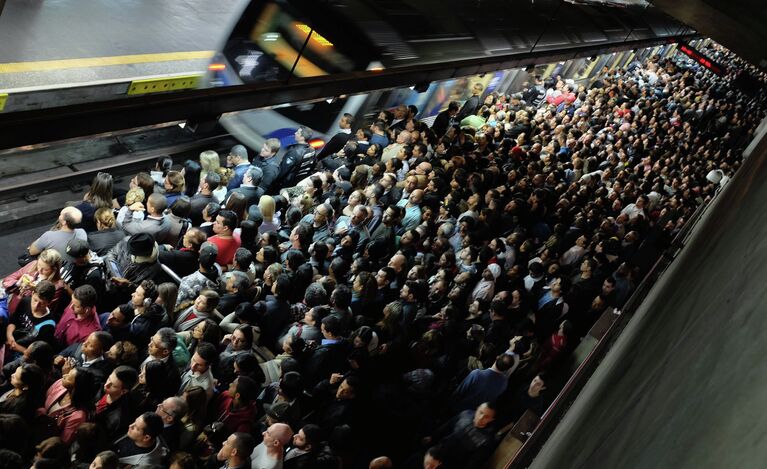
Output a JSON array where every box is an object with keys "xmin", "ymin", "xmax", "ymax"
[{"xmin": 0, "ymin": 47, "xmax": 765, "ymax": 469}]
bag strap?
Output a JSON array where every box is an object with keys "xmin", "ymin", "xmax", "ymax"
[{"xmin": 35, "ymin": 319, "xmax": 56, "ymax": 331}]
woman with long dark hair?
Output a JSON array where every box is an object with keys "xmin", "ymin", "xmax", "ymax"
[
  {"xmin": 133, "ymin": 359, "xmax": 176, "ymax": 413},
  {"xmin": 41, "ymin": 366, "xmax": 97, "ymax": 444},
  {"xmin": 76, "ymin": 172, "xmax": 115, "ymax": 232},
  {"xmin": 177, "ymin": 318, "xmax": 221, "ymax": 358},
  {"xmin": 183, "ymin": 160, "xmax": 202, "ymax": 197},
  {"xmin": 225, "ymin": 191, "xmax": 248, "ymax": 226},
  {"xmin": 239, "ymin": 219, "xmax": 259, "ymax": 254},
  {"xmin": 0, "ymin": 363, "xmax": 45, "ymax": 420}
]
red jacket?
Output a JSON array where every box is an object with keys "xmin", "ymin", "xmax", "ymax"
[
  {"xmin": 54, "ymin": 304, "xmax": 101, "ymax": 347},
  {"xmin": 214, "ymin": 391, "xmax": 258, "ymax": 436}
]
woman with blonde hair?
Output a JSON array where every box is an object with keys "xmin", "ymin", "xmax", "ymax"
[
  {"xmin": 2, "ymin": 249, "xmax": 66, "ymax": 315},
  {"xmin": 258, "ymin": 195, "xmax": 280, "ymax": 234},
  {"xmin": 86, "ymin": 208, "xmax": 123, "ymax": 256},
  {"xmin": 295, "ymin": 193, "xmax": 314, "ymax": 216},
  {"xmin": 198, "ymin": 150, "xmax": 220, "ymax": 180},
  {"xmin": 213, "ymin": 166, "xmax": 231, "ymax": 202}
]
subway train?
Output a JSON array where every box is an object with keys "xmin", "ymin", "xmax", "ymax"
[{"xmin": 203, "ymin": 0, "xmax": 691, "ymax": 149}]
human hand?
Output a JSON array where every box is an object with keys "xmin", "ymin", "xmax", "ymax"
[
  {"xmin": 330, "ymin": 373, "xmax": 344, "ymax": 385},
  {"xmin": 128, "ymin": 202, "xmax": 145, "ymax": 212},
  {"xmin": 62, "ymin": 357, "xmax": 76, "ymax": 375}
]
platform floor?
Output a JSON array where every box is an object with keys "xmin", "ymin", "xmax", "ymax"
[
  {"xmin": 0, "ymin": 0, "xmax": 248, "ymax": 89},
  {"xmin": 530, "ymin": 129, "xmax": 767, "ymax": 467}
]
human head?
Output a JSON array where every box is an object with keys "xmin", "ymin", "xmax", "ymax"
[
  {"xmin": 127, "ymin": 413, "xmax": 163, "ymax": 447},
  {"xmin": 148, "ymin": 328, "xmax": 177, "ymax": 361},
  {"xmin": 36, "ymin": 250, "xmax": 62, "ymax": 281},
  {"xmin": 164, "ymin": 171, "xmax": 185, "ymax": 195},
  {"xmin": 10, "ymin": 362, "xmax": 44, "ymax": 395},
  {"xmin": 473, "ymin": 402, "xmax": 496, "ymax": 428},
  {"xmin": 199, "ymin": 150, "xmax": 220, "ymax": 174},
  {"xmin": 217, "ymin": 432, "xmax": 256, "ymax": 464},
  {"xmin": 226, "ymin": 145, "xmax": 247, "ymax": 168},
  {"xmin": 82, "ymin": 331, "xmax": 113, "ymax": 359},
  {"xmin": 244, "ymin": 166, "xmax": 263, "ymax": 187},
  {"xmin": 261, "ymin": 138, "xmax": 281, "ymax": 158},
  {"xmin": 94, "ymin": 207, "xmax": 117, "ymax": 231},
  {"xmin": 89, "ymin": 450, "xmax": 119, "ymax": 469},
  {"xmin": 262, "ymin": 423, "xmax": 293, "ymax": 451},
  {"xmin": 292, "ymin": 424, "xmax": 323, "ymax": 451},
  {"xmin": 231, "ymin": 324, "xmax": 254, "ymax": 351},
  {"xmin": 369, "ymin": 456, "xmax": 394, "ymax": 469},
  {"xmin": 193, "ymin": 289, "xmax": 220, "ymax": 313},
  {"xmin": 155, "ymin": 396, "xmax": 187, "ymax": 426},
  {"xmin": 105, "ymin": 342, "xmax": 139, "ymax": 368},
  {"xmin": 295, "ymin": 125, "xmax": 313, "ymax": 143},
  {"xmin": 30, "ymin": 280, "xmax": 56, "ymax": 317},
  {"xmin": 190, "ymin": 341, "xmax": 217, "ymax": 375},
  {"xmin": 104, "ymin": 365, "xmax": 138, "ymax": 402},
  {"xmin": 214, "ymin": 210, "xmax": 238, "ymax": 235},
  {"xmin": 58, "ymin": 206, "xmax": 83, "ymax": 229},
  {"xmin": 71, "ymin": 285, "xmax": 98, "ymax": 318},
  {"xmin": 423, "ymin": 445, "xmax": 446, "ymax": 469}
]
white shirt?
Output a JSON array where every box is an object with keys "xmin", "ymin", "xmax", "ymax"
[{"xmin": 250, "ymin": 443, "xmax": 282, "ymax": 469}]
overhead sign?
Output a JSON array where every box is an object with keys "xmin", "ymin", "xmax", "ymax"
[{"xmin": 678, "ymin": 43, "xmax": 724, "ymax": 75}]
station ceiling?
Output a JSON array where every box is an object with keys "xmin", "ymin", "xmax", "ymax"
[{"xmin": 651, "ymin": 0, "xmax": 766, "ymax": 68}]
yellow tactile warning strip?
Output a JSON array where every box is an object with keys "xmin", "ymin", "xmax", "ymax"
[
  {"xmin": 128, "ymin": 74, "xmax": 202, "ymax": 95},
  {"xmin": 0, "ymin": 51, "xmax": 215, "ymax": 74}
]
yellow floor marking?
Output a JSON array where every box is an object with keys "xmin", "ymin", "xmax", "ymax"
[{"xmin": 0, "ymin": 51, "xmax": 215, "ymax": 74}]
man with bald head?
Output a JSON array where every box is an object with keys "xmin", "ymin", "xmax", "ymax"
[
  {"xmin": 251, "ymin": 422, "xmax": 293, "ymax": 469},
  {"xmin": 415, "ymin": 161, "xmax": 432, "ymax": 176},
  {"xmin": 382, "ymin": 129, "xmax": 412, "ymax": 163},
  {"xmin": 28, "ymin": 206, "xmax": 87, "ymax": 260},
  {"xmin": 369, "ymin": 456, "xmax": 393, "ymax": 468},
  {"xmin": 396, "ymin": 189, "xmax": 423, "ymax": 233}
]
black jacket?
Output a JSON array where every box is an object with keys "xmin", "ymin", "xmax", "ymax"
[
  {"xmin": 305, "ymin": 339, "xmax": 351, "ymax": 386},
  {"xmin": 277, "ymin": 143, "xmax": 312, "ymax": 186},
  {"xmin": 189, "ymin": 193, "xmax": 217, "ymax": 227},
  {"xmin": 159, "ymin": 249, "xmax": 198, "ymax": 279},
  {"xmin": 128, "ymin": 303, "xmax": 165, "ymax": 348},
  {"xmin": 95, "ymin": 394, "xmax": 134, "ymax": 443},
  {"xmin": 88, "ymin": 228, "xmax": 126, "ymax": 257},
  {"xmin": 284, "ymin": 450, "xmax": 320, "ymax": 469},
  {"xmin": 316, "ymin": 131, "xmax": 352, "ymax": 160},
  {"xmin": 229, "ymin": 185, "xmax": 264, "ymax": 208},
  {"xmin": 253, "ymin": 156, "xmax": 281, "ymax": 194},
  {"xmin": 260, "ymin": 295, "xmax": 290, "ymax": 353},
  {"xmin": 431, "ymin": 109, "xmax": 455, "ymax": 138}
]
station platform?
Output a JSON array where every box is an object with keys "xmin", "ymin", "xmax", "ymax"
[{"xmin": 0, "ymin": 0, "xmax": 247, "ymax": 97}]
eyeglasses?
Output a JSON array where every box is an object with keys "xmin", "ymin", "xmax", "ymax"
[{"xmin": 156, "ymin": 403, "xmax": 172, "ymax": 419}]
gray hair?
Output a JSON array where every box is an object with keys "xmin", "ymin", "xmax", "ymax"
[
  {"xmin": 246, "ymin": 166, "xmax": 263, "ymax": 185},
  {"xmin": 164, "ymin": 396, "xmax": 188, "ymax": 421},
  {"xmin": 226, "ymin": 270, "xmax": 251, "ymax": 293},
  {"xmin": 155, "ymin": 327, "xmax": 177, "ymax": 352}
]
